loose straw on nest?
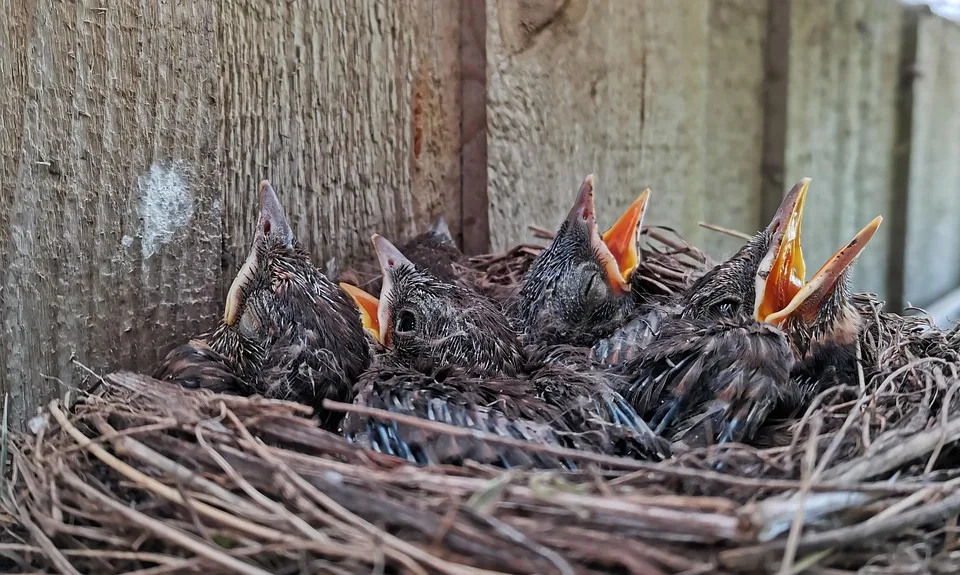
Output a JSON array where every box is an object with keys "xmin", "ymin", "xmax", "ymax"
[{"xmin": 3, "ymin": 227, "xmax": 960, "ymax": 574}]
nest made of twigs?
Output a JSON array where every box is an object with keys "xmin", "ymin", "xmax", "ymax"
[{"xmin": 3, "ymin": 228, "xmax": 960, "ymax": 574}]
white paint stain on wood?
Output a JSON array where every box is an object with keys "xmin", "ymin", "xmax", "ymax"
[{"xmin": 136, "ymin": 161, "xmax": 195, "ymax": 260}]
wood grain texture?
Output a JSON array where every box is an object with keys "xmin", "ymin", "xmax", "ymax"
[
  {"xmin": 0, "ymin": 0, "xmax": 222, "ymax": 427},
  {"xmin": 706, "ymin": 0, "xmax": 769, "ymax": 259},
  {"xmin": 902, "ymin": 13, "xmax": 960, "ymax": 308},
  {"xmin": 218, "ymin": 0, "xmax": 460, "ymax": 283},
  {"xmin": 0, "ymin": 0, "xmax": 462, "ymax": 426},
  {"xmin": 760, "ymin": 0, "xmax": 791, "ymax": 239},
  {"xmin": 485, "ymin": 0, "xmax": 709, "ymax": 251},
  {"xmin": 782, "ymin": 0, "xmax": 902, "ymax": 299}
]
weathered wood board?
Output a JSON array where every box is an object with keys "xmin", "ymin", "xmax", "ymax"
[
  {"xmin": 902, "ymin": 12, "xmax": 960, "ymax": 309},
  {"xmin": 0, "ymin": 0, "xmax": 223, "ymax": 426},
  {"xmin": 0, "ymin": 0, "xmax": 462, "ymax": 427},
  {"xmin": 1, "ymin": 0, "xmax": 958, "ymax": 428},
  {"xmin": 705, "ymin": 0, "xmax": 769, "ymax": 258},
  {"xmin": 782, "ymin": 0, "xmax": 903, "ymax": 299},
  {"xmin": 218, "ymin": 0, "xmax": 461, "ymax": 282},
  {"xmin": 485, "ymin": 0, "xmax": 710, "ymax": 251}
]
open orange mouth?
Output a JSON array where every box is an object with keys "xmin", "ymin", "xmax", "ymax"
[
  {"xmin": 601, "ymin": 188, "xmax": 650, "ymax": 284},
  {"xmin": 755, "ymin": 178, "xmax": 882, "ymax": 326},
  {"xmin": 339, "ymin": 282, "xmax": 381, "ymax": 344}
]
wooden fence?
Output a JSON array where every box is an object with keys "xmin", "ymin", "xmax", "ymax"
[{"xmin": 0, "ymin": 0, "xmax": 957, "ymax": 426}]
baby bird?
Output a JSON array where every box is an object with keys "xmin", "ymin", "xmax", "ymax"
[
  {"xmin": 510, "ymin": 175, "xmax": 651, "ymax": 347},
  {"xmin": 154, "ymin": 181, "xmax": 371, "ymax": 430},
  {"xmin": 370, "ymin": 234, "xmax": 527, "ymax": 376},
  {"xmin": 505, "ymin": 173, "xmax": 672, "ymax": 366},
  {"xmin": 620, "ymin": 178, "xmax": 882, "ymax": 445},
  {"xmin": 340, "ymin": 235, "xmax": 669, "ymax": 466}
]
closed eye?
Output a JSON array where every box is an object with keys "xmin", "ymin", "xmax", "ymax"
[{"xmin": 583, "ymin": 274, "xmax": 597, "ymax": 299}]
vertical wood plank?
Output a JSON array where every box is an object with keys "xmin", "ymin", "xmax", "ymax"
[
  {"xmin": 783, "ymin": 0, "xmax": 903, "ymax": 299},
  {"xmin": 461, "ymin": 0, "xmax": 490, "ymax": 254},
  {"xmin": 706, "ymin": 0, "xmax": 770, "ymax": 258},
  {"xmin": 902, "ymin": 12, "xmax": 960, "ymax": 308},
  {"xmin": 0, "ymin": 0, "xmax": 223, "ymax": 427},
  {"xmin": 217, "ymin": 1, "xmax": 411, "ymax": 277},
  {"xmin": 414, "ymin": 0, "xmax": 464, "ymax": 245},
  {"xmin": 760, "ymin": 0, "xmax": 791, "ymax": 230},
  {"xmin": 485, "ymin": 0, "xmax": 710, "ymax": 251},
  {"xmin": 0, "ymin": 0, "xmax": 31, "ymax": 418},
  {"xmin": 217, "ymin": 0, "xmax": 462, "ymax": 281},
  {"xmin": 887, "ymin": 8, "xmax": 920, "ymax": 312},
  {"xmin": 0, "ymin": 0, "xmax": 464, "ymax": 426}
]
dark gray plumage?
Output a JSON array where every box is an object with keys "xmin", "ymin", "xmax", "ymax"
[
  {"xmin": 375, "ymin": 233, "xmax": 527, "ymax": 377},
  {"xmin": 617, "ymin": 179, "xmax": 881, "ymax": 446},
  {"xmin": 343, "ymin": 234, "xmax": 670, "ymax": 465},
  {"xmin": 510, "ymin": 175, "xmax": 635, "ymax": 347},
  {"xmin": 154, "ymin": 181, "xmax": 371, "ymax": 430}
]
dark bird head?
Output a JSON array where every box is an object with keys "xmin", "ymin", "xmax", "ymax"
[
  {"xmin": 206, "ymin": 180, "xmax": 370, "ymax": 425},
  {"xmin": 422, "ymin": 214, "xmax": 455, "ymax": 246},
  {"xmin": 680, "ymin": 180, "xmax": 815, "ymax": 321},
  {"xmin": 512, "ymin": 175, "xmax": 649, "ymax": 345},
  {"xmin": 753, "ymin": 181, "xmax": 882, "ymax": 363},
  {"xmin": 342, "ymin": 234, "xmax": 526, "ymax": 377},
  {"xmin": 686, "ymin": 177, "xmax": 881, "ymax": 361},
  {"xmin": 395, "ymin": 214, "xmax": 472, "ymax": 287}
]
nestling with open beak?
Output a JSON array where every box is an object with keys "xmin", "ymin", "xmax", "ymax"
[
  {"xmin": 338, "ymin": 234, "xmax": 670, "ymax": 465},
  {"xmin": 154, "ymin": 181, "xmax": 371, "ymax": 430},
  {"xmin": 589, "ymin": 189, "xmax": 687, "ymax": 366},
  {"xmin": 753, "ymin": 181, "xmax": 883, "ymax": 395},
  {"xmin": 620, "ymin": 178, "xmax": 882, "ymax": 445},
  {"xmin": 510, "ymin": 175, "xmax": 652, "ymax": 347}
]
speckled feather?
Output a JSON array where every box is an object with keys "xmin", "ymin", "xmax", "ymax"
[
  {"xmin": 619, "ymin": 317, "xmax": 797, "ymax": 446},
  {"xmin": 609, "ymin": 226, "xmax": 796, "ymax": 445},
  {"xmin": 358, "ymin": 252, "xmax": 668, "ymax": 464},
  {"xmin": 155, "ymin": 184, "xmax": 370, "ymax": 430},
  {"xmin": 152, "ymin": 338, "xmax": 247, "ymax": 395},
  {"xmin": 616, "ymin": 221, "xmax": 868, "ymax": 446},
  {"xmin": 343, "ymin": 362, "xmax": 572, "ymax": 468},
  {"xmin": 590, "ymin": 304, "xmax": 672, "ymax": 367},
  {"xmin": 345, "ymin": 354, "xmax": 670, "ymax": 466}
]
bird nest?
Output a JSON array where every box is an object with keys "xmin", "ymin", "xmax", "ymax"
[{"xmin": 3, "ymin": 235, "xmax": 960, "ymax": 574}]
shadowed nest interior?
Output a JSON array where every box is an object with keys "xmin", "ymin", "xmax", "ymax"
[{"xmin": 2, "ymin": 229, "xmax": 960, "ymax": 575}]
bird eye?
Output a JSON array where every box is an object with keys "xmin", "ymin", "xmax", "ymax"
[
  {"xmin": 581, "ymin": 271, "xmax": 609, "ymax": 308},
  {"xmin": 395, "ymin": 309, "xmax": 417, "ymax": 334}
]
